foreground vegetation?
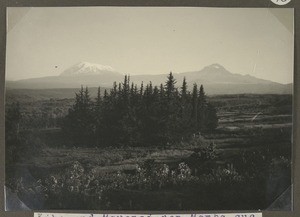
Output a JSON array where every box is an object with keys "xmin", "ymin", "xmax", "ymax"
[
  {"xmin": 6, "ymin": 137, "xmax": 291, "ymax": 210},
  {"xmin": 5, "ymin": 74, "xmax": 292, "ymax": 210}
]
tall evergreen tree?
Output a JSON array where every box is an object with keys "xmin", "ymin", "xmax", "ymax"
[
  {"xmin": 95, "ymin": 87, "xmax": 103, "ymax": 145},
  {"xmin": 111, "ymin": 82, "xmax": 117, "ymax": 97},
  {"xmin": 96, "ymin": 87, "xmax": 102, "ymax": 106},
  {"xmin": 165, "ymin": 72, "xmax": 177, "ymax": 98},
  {"xmin": 63, "ymin": 86, "xmax": 95, "ymax": 146},
  {"xmin": 199, "ymin": 85, "xmax": 206, "ymax": 106},
  {"xmin": 159, "ymin": 83, "xmax": 165, "ymax": 98},
  {"xmin": 192, "ymin": 83, "xmax": 198, "ymax": 130},
  {"xmin": 198, "ymin": 84, "xmax": 206, "ymax": 130},
  {"xmin": 181, "ymin": 77, "xmax": 188, "ymax": 97},
  {"xmin": 140, "ymin": 81, "xmax": 144, "ymax": 95},
  {"xmin": 104, "ymin": 89, "xmax": 108, "ymax": 99},
  {"xmin": 179, "ymin": 78, "xmax": 192, "ymax": 138}
]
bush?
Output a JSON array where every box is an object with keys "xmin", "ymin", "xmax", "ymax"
[
  {"xmin": 176, "ymin": 162, "xmax": 192, "ymax": 183},
  {"xmin": 185, "ymin": 141, "xmax": 217, "ymax": 175},
  {"xmin": 134, "ymin": 159, "xmax": 171, "ymax": 190},
  {"xmin": 201, "ymin": 165, "xmax": 243, "ymax": 185}
]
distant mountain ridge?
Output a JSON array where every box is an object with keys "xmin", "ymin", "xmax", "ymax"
[
  {"xmin": 6, "ymin": 62, "xmax": 292, "ymax": 95},
  {"xmin": 182, "ymin": 64, "xmax": 274, "ymax": 84}
]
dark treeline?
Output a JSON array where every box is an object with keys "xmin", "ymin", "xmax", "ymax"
[{"xmin": 63, "ymin": 72, "xmax": 218, "ymax": 147}]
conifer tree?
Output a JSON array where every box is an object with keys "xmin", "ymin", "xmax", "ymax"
[
  {"xmin": 111, "ymin": 82, "xmax": 117, "ymax": 97},
  {"xmin": 199, "ymin": 84, "xmax": 206, "ymax": 104},
  {"xmin": 181, "ymin": 77, "xmax": 187, "ymax": 97},
  {"xmin": 179, "ymin": 78, "xmax": 192, "ymax": 137},
  {"xmin": 96, "ymin": 87, "xmax": 101, "ymax": 106},
  {"xmin": 198, "ymin": 84, "xmax": 206, "ymax": 130},
  {"xmin": 64, "ymin": 86, "xmax": 95, "ymax": 146},
  {"xmin": 140, "ymin": 81, "xmax": 144, "ymax": 95},
  {"xmin": 159, "ymin": 83, "xmax": 165, "ymax": 99},
  {"xmin": 165, "ymin": 72, "xmax": 177, "ymax": 98},
  {"xmin": 130, "ymin": 82, "xmax": 135, "ymax": 96},
  {"xmin": 192, "ymin": 83, "xmax": 198, "ymax": 130},
  {"xmin": 104, "ymin": 89, "xmax": 108, "ymax": 99},
  {"xmin": 95, "ymin": 87, "xmax": 102, "ymax": 145}
]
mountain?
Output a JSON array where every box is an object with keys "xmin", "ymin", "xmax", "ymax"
[
  {"xmin": 60, "ymin": 62, "xmax": 116, "ymax": 76},
  {"xmin": 129, "ymin": 63, "xmax": 274, "ymax": 86},
  {"xmin": 7, "ymin": 62, "xmax": 124, "ymax": 89},
  {"xmin": 6, "ymin": 62, "xmax": 292, "ymax": 95},
  {"xmin": 180, "ymin": 64, "xmax": 292, "ymax": 95},
  {"xmin": 128, "ymin": 63, "xmax": 292, "ymax": 94}
]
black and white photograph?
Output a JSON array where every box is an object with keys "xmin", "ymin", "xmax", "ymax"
[{"xmin": 5, "ymin": 7, "xmax": 293, "ymax": 211}]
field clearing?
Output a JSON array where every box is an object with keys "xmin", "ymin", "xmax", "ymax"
[
  {"xmin": 21, "ymin": 124, "xmax": 291, "ymax": 180},
  {"xmin": 22, "ymin": 145, "xmax": 196, "ymax": 178}
]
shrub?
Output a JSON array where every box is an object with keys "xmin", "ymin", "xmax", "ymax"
[
  {"xmin": 201, "ymin": 165, "xmax": 243, "ymax": 185},
  {"xmin": 134, "ymin": 160, "xmax": 172, "ymax": 190},
  {"xmin": 176, "ymin": 162, "xmax": 192, "ymax": 184},
  {"xmin": 186, "ymin": 141, "xmax": 217, "ymax": 175}
]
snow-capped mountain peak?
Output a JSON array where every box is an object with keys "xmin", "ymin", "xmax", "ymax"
[
  {"xmin": 60, "ymin": 62, "xmax": 115, "ymax": 76},
  {"xmin": 206, "ymin": 63, "xmax": 225, "ymax": 70},
  {"xmin": 208, "ymin": 63, "xmax": 224, "ymax": 69}
]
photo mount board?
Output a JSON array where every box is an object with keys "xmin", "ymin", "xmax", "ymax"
[{"xmin": 0, "ymin": 0, "xmax": 299, "ymax": 217}]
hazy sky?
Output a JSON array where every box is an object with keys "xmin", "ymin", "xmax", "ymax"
[{"xmin": 6, "ymin": 7, "xmax": 293, "ymax": 84}]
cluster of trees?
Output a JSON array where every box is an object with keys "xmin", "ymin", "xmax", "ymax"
[{"xmin": 63, "ymin": 73, "xmax": 218, "ymax": 147}]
